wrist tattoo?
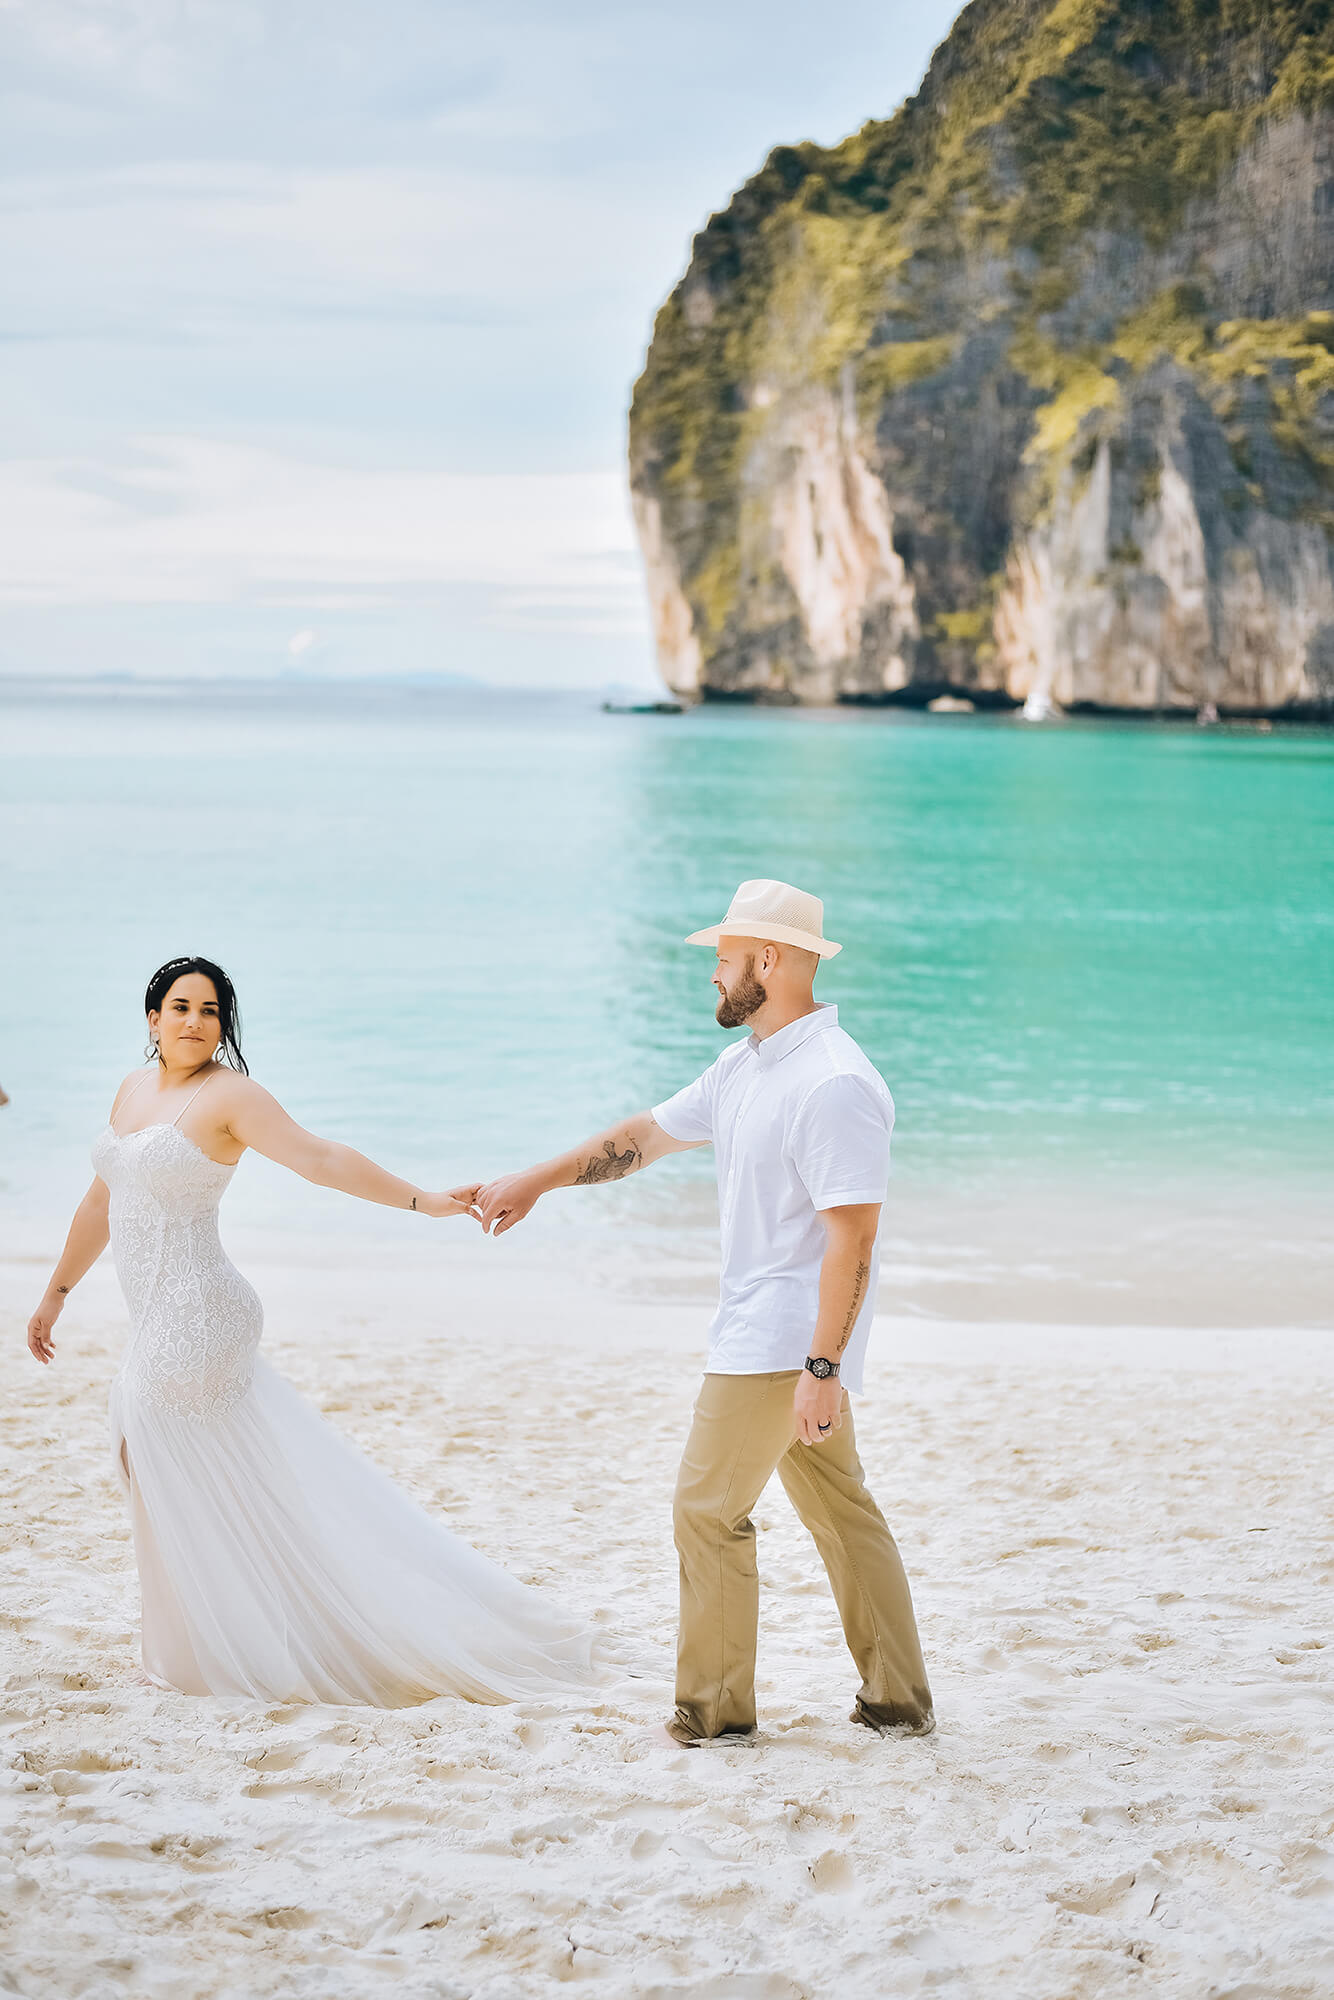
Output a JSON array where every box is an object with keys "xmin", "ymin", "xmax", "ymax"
[
  {"xmin": 574, "ymin": 1136, "xmax": 642, "ymax": 1185},
  {"xmin": 410, "ymin": 1196, "xmax": 418, "ymax": 1211},
  {"xmin": 56, "ymin": 1284, "xmax": 70, "ymax": 1296}
]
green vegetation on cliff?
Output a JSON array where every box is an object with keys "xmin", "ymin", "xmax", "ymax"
[{"xmin": 631, "ymin": 0, "xmax": 1334, "ymax": 703}]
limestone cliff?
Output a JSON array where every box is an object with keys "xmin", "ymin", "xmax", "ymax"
[{"xmin": 629, "ymin": 0, "xmax": 1334, "ymax": 713}]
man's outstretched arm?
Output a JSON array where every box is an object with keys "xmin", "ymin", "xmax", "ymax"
[{"xmin": 465, "ymin": 1112, "xmax": 704, "ymax": 1236}]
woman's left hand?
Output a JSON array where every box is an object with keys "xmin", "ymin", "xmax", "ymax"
[{"xmin": 27, "ymin": 1294, "xmax": 63, "ymax": 1364}]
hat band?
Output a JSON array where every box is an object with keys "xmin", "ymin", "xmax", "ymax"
[{"xmin": 684, "ymin": 919, "xmax": 842, "ymax": 958}]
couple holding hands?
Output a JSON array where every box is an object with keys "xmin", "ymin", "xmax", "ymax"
[{"xmin": 29, "ymin": 879, "xmax": 932, "ymax": 1749}]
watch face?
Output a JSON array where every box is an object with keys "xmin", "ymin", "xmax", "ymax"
[{"xmin": 808, "ymin": 1357, "xmax": 833, "ymax": 1379}]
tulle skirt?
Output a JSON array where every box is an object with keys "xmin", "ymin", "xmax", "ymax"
[{"xmin": 109, "ymin": 1357, "xmax": 596, "ymax": 1706}]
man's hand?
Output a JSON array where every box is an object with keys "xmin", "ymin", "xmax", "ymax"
[
  {"xmin": 794, "ymin": 1369, "xmax": 844, "ymax": 1446},
  {"xmin": 475, "ymin": 1167, "xmax": 550, "ymax": 1236}
]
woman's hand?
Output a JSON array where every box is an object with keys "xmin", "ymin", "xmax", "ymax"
[
  {"xmin": 416, "ymin": 1189, "xmax": 482, "ymax": 1221},
  {"xmin": 28, "ymin": 1293, "xmax": 63, "ymax": 1365}
]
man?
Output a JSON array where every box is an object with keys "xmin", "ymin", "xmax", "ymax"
[{"xmin": 471, "ymin": 879, "xmax": 932, "ymax": 1747}]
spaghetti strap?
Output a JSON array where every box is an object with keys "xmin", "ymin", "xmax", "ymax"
[
  {"xmin": 112, "ymin": 1069, "xmax": 155, "ymax": 1129},
  {"xmin": 172, "ymin": 1074, "xmax": 216, "ymax": 1128}
]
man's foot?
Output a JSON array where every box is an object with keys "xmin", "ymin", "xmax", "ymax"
[
  {"xmin": 656, "ymin": 1717, "xmax": 759, "ymax": 1749},
  {"xmin": 850, "ymin": 1699, "xmax": 936, "ymax": 1739}
]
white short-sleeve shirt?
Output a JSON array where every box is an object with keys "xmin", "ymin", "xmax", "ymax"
[{"xmin": 652, "ymin": 1004, "xmax": 893, "ymax": 1393}]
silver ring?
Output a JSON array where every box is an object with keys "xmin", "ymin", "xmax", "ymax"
[{"xmin": 818, "ymin": 1421, "xmax": 832, "ymax": 1433}]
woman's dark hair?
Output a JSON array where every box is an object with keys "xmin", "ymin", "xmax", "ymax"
[{"xmin": 144, "ymin": 956, "xmax": 248, "ymax": 1074}]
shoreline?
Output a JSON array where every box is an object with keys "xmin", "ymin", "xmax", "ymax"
[
  {"xmin": 5, "ymin": 1164, "xmax": 1330, "ymax": 1330},
  {"xmin": 4, "ymin": 1251, "xmax": 1330, "ymax": 1369},
  {"xmin": 2, "ymin": 673, "xmax": 1333, "ymax": 726}
]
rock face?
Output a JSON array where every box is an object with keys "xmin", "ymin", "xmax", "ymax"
[{"xmin": 629, "ymin": 0, "xmax": 1334, "ymax": 713}]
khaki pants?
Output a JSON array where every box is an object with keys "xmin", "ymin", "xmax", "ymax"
[{"xmin": 671, "ymin": 1371, "xmax": 932, "ymax": 1741}]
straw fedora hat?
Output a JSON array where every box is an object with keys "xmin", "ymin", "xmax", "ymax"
[{"xmin": 684, "ymin": 879, "xmax": 842, "ymax": 958}]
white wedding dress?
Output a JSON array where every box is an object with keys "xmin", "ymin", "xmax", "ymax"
[{"xmin": 93, "ymin": 1095, "xmax": 595, "ymax": 1706}]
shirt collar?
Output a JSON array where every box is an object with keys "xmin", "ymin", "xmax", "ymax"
[{"xmin": 749, "ymin": 1003, "xmax": 838, "ymax": 1068}]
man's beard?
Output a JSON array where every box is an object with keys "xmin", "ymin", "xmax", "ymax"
[{"xmin": 715, "ymin": 956, "xmax": 767, "ymax": 1029}]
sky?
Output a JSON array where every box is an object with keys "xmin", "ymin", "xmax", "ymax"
[{"xmin": 0, "ymin": 0, "xmax": 957, "ymax": 689}]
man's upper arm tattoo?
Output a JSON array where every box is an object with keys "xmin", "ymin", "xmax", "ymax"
[{"xmin": 573, "ymin": 1133, "xmax": 643, "ymax": 1185}]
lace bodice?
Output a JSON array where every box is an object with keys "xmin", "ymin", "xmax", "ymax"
[{"xmin": 94, "ymin": 1122, "xmax": 262, "ymax": 1421}]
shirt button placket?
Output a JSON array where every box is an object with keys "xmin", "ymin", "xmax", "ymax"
[{"xmin": 726, "ymin": 1069, "xmax": 766, "ymax": 1207}]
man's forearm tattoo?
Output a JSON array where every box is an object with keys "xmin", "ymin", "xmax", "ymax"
[
  {"xmin": 574, "ymin": 1135, "xmax": 643, "ymax": 1185},
  {"xmin": 835, "ymin": 1259, "xmax": 870, "ymax": 1355}
]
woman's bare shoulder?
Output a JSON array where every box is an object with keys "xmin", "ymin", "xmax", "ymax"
[
  {"xmin": 109, "ymin": 1068, "xmax": 152, "ymax": 1120},
  {"xmin": 210, "ymin": 1070, "xmax": 282, "ymax": 1119}
]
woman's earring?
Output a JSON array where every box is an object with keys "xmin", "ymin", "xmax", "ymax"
[{"xmin": 144, "ymin": 1035, "xmax": 160, "ymax": 1062}]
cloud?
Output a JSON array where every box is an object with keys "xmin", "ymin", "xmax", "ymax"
[
  {"xmin": 0, "ymin": 153, "xmax": 687, "ymax": 478},
  {"xmin": 0, "ymin": 2, "xmax": 948, "ymax": 174},
  {"xmin": 0, "ymin": 435, "xmax": 644, "ymax": 622},
  {"xmin": 0, "ymin": 160, "xmax": 655, "ymax": 333}
]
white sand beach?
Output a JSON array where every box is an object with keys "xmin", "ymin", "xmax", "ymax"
[{"xmin": 2, "ymin": 1249, "xmax": 1331, "ymax": 2000}]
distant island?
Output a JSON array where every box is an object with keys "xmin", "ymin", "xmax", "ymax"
[{"xmin": 629, "ymin": 0, "xmax": 1334, "ymax": 717}]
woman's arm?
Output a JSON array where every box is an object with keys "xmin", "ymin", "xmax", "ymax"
[
  {"xmin": 223, "ymin": 1079, "xmax": 473, "ymax": 1220},
  {"xmin": 28, "ymin": 1178, "xmax": 111, "ymax": 1364}
]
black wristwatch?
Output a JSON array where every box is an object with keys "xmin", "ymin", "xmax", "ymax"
[{"xmin": 804, "ymin": 1355, "xmax": 840, "ymax": 1380}]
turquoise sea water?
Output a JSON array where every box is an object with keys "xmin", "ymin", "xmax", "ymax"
[{"xmin": 2, "ymin": 683, "xmax": 1331, "ymax": 1322}]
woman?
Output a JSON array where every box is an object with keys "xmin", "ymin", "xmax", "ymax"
[{"xmin": 27, "ymin": 955, "xmax": 593, "ymax": 1706}]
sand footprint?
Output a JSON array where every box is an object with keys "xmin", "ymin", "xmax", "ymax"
[
  {"xmin": 243, "ymin": 1742, "xmax": 305, "ymax": 1773},
  {"xmin": 807, "ymin": 1848, "xmax": 856, "ymax": 1893}
]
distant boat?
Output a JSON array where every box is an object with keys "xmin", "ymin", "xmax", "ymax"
[
  {"xmin": 926, "ymin": 694, "xmax": 975, "ymax": 713},
  {"xmin": 1021, "ymin": 689, "xmax": 1059, "ymax": 721},
  {"xmin": 601, "ymin": 699, "xmax": 684, "ymax": 715}
]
